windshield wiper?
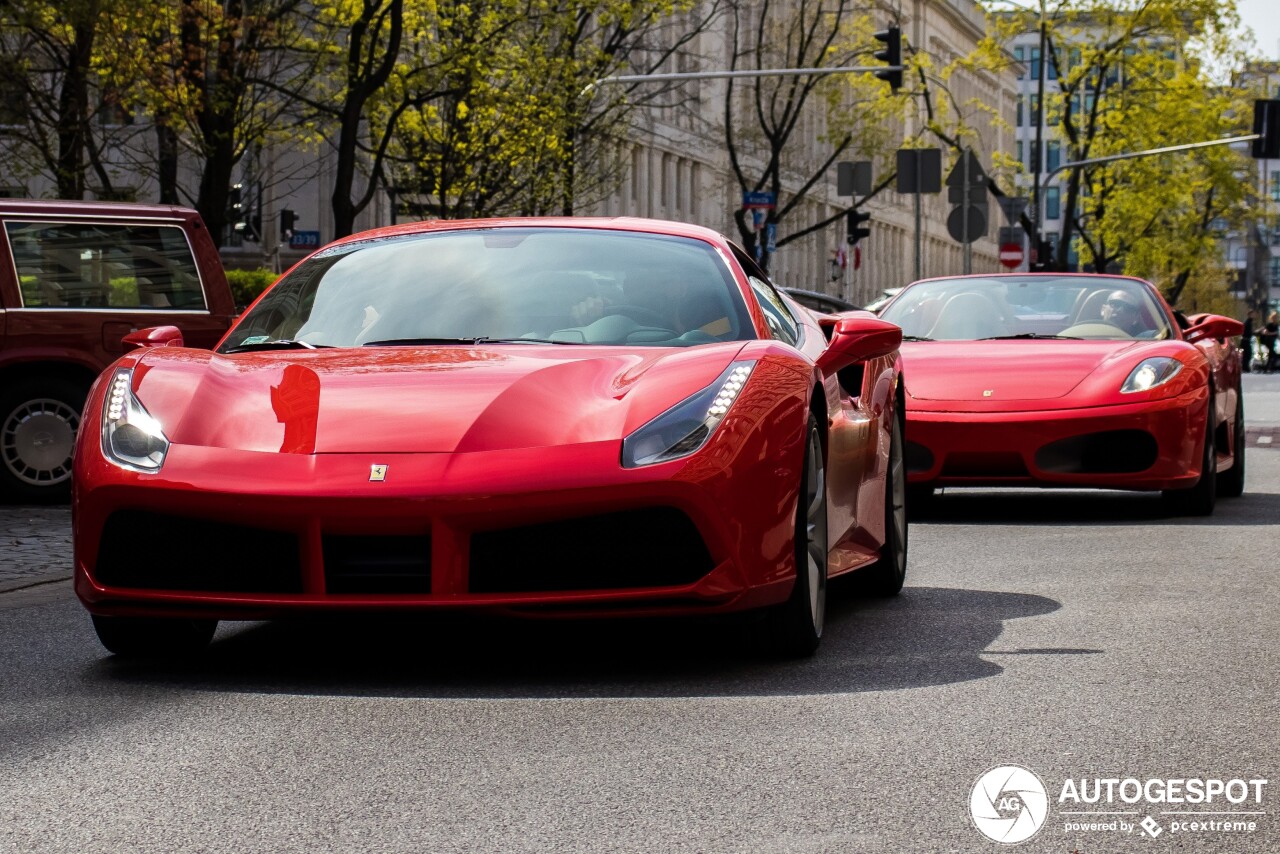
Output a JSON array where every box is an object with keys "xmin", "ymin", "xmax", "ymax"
[
  {"xmin": 223, "ymin": 339, "xmax": 331, "ymax": 353},
  {"xmin": 979, "ymin": 333, "xmax": 1082, "ymax": 340},
  {"xmin": 901, "ymin": 335, "xmax": 935, "ymax": 342},
  {"xmin": 362, "ymin": 336, "xmax": 584, "ymax": 346}
]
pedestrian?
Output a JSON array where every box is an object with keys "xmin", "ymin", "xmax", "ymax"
[
  {"xmin": 1242, "ymin": 309, "xmax": 1256, "ymax": 373},
  {"xmin": 1260, "ymin": 310, "xmax": 1279, "ymax": 373}
]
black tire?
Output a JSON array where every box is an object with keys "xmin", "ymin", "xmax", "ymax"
[
  {"xmin": 860, "ymin": 406, "xmax": 908, "ymax": 595},
  {"xmin": 1217, "ymin": 388, "xmax": 1245, "ymax": 498},
  {"xmin": 765, "ymin": 414, "xmax": 828, "ymax": 657},
  {"xmin": 906, "ymin": 484, "xmax": 935, "ymax": 517},
  {"xmin": 1163, "ymin": 406, "xmax": 1216, "ymax": 516},
  {"xmin": 0, "ymin": 376, "xmax": 88, "ymax": 504},
  {"xmin": 91, "ymin": 615, "xmax": 218, "ymax": 659}
]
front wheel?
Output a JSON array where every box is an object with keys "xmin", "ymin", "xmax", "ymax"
[
  {"xmin": 1217, "ymin": 389, "xmax": 1245, "ymax": 498},
  {"xmin": 765, "ymin": 415, "xmax": 828, "ymax": 657},
  {"xmin": 859, "ymin": 406, "xmax": 908, "ymax": 595},
  {"xmin": 91, "ymin": 615, "xmax": 218, "ymax": 658},
  {"xmin": 1163, "ymin": 408, "xmax": 1216, "ymax": 516}
]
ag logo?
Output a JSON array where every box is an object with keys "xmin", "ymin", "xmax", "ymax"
[{"xmin": 969, "ymin": 765, "xmax": 1049, "ymax": 844}]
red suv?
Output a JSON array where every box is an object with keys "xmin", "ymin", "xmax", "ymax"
[{"xmin": 0, "ymin": 200, "xmax": 236, "ymax": 502}]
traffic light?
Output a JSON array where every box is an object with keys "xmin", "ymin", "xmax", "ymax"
[
  {"xmin": 847, "ymin": 209, "xmax": 871, "ymax": 246},
  {"xmin": 1253, "ymin": 99, "xmax": 1280, "ymax": 159},
  {"xmin": 279, "ymin": 208, "xmax": 297, "ymax": 239},
  {"xmin": 228, "ymin": 183, "xmax": 245, "ymax": 227},
  {"xmin": 873, "ymin": 26, "xmax": 903, "ymax": 93}
]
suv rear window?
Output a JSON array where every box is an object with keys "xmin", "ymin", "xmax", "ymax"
[{"xmin": 6, "ymin": 221, "xmax": 206, "ymax": 310}]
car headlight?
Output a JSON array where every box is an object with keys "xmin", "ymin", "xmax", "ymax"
[
  {"xmin": 622, "ymin": 360, "xmax": 755, "ymax": 467},
  {"xmin": 1120, "ymin": 357, "xmax": 1182, "ymax": 394},
  {"xmin": 100, "ymin": 368, "xmax": 170, "ymax": 472}
]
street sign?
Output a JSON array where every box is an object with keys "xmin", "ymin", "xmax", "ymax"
[
  {"xmin": 743, "ymin": 191, "xmax": 776, "ymax": 209},
  {"xmin": 998, "ymin": 225, "xmax": 1024, "ymax": 245},
  {"xmin": 999, "ymin": 242, "xmax": 1024, "ymax": 269},
  {"xmin": 289, "ymin": 230, "xmax": 321, "ymax": 249},
  {"xmin": 945, "ymin": 148, "xmax": 986, "ymax": 187},
  {"xmin": 766, "ymin": 222, "xmax": 777, "ymax": 253},
  {"xmin": 946, "ymin": 205, "xmax": 987, "ymax": 244},
  {"xmin": 837, "ymin": 161, "xmax": 873, "ymax": 196},
  {"xmin": 895, "ymin": 149, "xmax": 942, "ymax": 194}
]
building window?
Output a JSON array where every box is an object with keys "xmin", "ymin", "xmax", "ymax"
[
  {"xmin": 1016, "ymin": 97, "xmax": 1024, "ymax": 127},
  {"xmin": 1014, "ymin": 46, "xmax": 1025, "ymax": 79},
  {"xmin": 1271, "ymin": 170, "xmax": 1280, "ymax": 202},
  {"xmin": 1271, "ymin": 258, "xmax": 1280, "ymax": 287},
  {"xmin": 1031, "ymin": 95, "xmax": 1041, "ymax": 128},
  {"xmin": 1046, "ymin": 186, "xmax": 1060, "ymax": 220},
  {"xmin": 1030, "ymin": 48, "xmax": 1041, "ymax": 81},
  {"xmin": 1047, "ymin": 141, "xmax": 1061, "ymax": 172},
  {"xmin": 1016, "ymin": 141, "xmax": 1024, "ymax": 169}
]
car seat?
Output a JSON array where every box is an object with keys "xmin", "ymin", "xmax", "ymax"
[{"xmin": 926, "ymin": 292, "xmax": 1008, "ymax": 340}]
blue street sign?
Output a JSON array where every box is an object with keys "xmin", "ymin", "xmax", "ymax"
[
  {"xmin": 766, "ymin": 223, "xmax": 777, "ymax": 253},
  {"xmin": 743, "ymin": 191, "xmax": 776, "ymax": 209},
  {"xmin": 289, "ymin": 230, "xmax": 321, "ymax": 249}
]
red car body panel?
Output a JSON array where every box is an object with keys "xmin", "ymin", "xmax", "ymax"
[
  {"xmin": 885, "ymin": 273, "xmax": 1242, "ymax": 491},
  {"xmin": 73, "ymin": 218, "xmax": 902, "ymax": 620}
]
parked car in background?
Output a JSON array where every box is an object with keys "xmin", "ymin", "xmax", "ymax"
[
  {"xmin": 0, "ymin": 200, "xmax": 237, "ymax": 502},
  {"xmin": 864, "ymin": 288, "xmax": 902, "ymax": 314},
  {"xmin": 72, "ymin": 217, "xmax": 907, "ymax": 659},
  {"xmin": 782, "ymin": 287, "xmax": 859, "ymax": 315},
  {"xmin": 878, "ymin": 273, "xmax": 1244, "ymax": 515}
]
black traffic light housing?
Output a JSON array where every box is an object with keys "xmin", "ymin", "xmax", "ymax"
[
  {"xmin": 228, "ymin": 183, "xmax": 244, "ymax": 225},
  {"xmin": 873, "ymin": 26, "xmax": 903, "ymax": 93},
  {"xmin": 847, "ymin": 209, "xmax": 872, "ymax": 246},
  {"xmin": 1253, "ymin": 99, "xmax": 1280, "ymax": 159},
  {"xmin": 279, "ymin": 208, "xmax": 297, "ymax": 239}
]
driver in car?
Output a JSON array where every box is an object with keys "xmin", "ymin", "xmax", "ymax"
[{"xmin": 1100, "ymin": 290, "xmax": 1149, "ymax": 336}]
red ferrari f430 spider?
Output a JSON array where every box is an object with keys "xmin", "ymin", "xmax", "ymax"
[
  {"xmin": 877, "ymin": 273, "xmax": 1244, "ymax": 515},
  {"xmin": 73, "ymin": 218, "xmax": 906, "ymax": 658}
]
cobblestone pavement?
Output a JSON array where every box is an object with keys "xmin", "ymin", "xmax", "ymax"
[{"xmin": 0, "ymin": 506, "xmax": 71, "ymax": 592}]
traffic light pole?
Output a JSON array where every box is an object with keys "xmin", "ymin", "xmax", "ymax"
[{"xmin": 582, "ymin": 64, "xmax": 906, "ymax": 98}]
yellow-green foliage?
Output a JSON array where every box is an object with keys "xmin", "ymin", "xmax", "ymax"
[{"xmin": 225, "ymin": 268, "xmax": 279, "ymax": 307}]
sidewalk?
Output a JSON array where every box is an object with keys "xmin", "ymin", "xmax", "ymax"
[{"xmin": 0, "ymin": 505, "xmax": 71, "ymax": 593}]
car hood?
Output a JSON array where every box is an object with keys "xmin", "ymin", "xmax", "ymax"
[
  {"xmin": 903, "ymin": 340, "xmax": 1148, "ymax": 404},
  {"xmin": 130, "ymin": 344, "xmax": 747, "ymax": 454}
]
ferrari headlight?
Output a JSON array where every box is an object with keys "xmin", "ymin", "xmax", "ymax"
[
  {"xmin": 100, "ymin": 368, "xmax": 170, "ymax": 472},
  {"xmin": 1121, "ymin": 357, "xmax": 1182, "ymax": 394},
  {"xmin": 622, "ymin": 361, "xmax": 755, "ymax": 467}
]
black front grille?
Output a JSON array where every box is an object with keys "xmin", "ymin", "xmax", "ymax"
[
  {"xmin": 1035, "ymin": 430, "xmax": 1158, "ymax": 474},
  {"xmin": 905, "ymin": 441, "xmax": 935, "ymax": 473},
  {"xmin": 323, "ymin": 535, "xmax": 431, "ymax": 594},
  {"xmin": 96, "ymin": 510, "xmax": 302, "ymax": 593},
  {"xmin": 469, "ymin": 507, "xmax": 714, "ymax": 593},
  {"xmin": 941, "ymin": 452, "xmax": 1029, "ymax": 478}
]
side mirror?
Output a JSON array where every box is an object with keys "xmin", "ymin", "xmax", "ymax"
[
  {"xmin": 1184, "ymin": 315, "xmax": 1244, "ymax": 344},
  {"xmin": 122, "ymin": 325, "xmax": 184, "ymax": 352},
  {"xmin": 816, "ymin": 314, "xmax": 902, "ymax": 374}
]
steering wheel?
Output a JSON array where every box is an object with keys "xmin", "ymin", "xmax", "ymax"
[
  {"xmin": 1058, "ymin": 321, "xmax": 1133, "ymax": 340},
  {"xmin": 607, "ymin": 304, "xmax": 670, "ymax": 327}
]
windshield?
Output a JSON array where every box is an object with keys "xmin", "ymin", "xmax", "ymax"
[
  {"xmin": 879, "ymin": 275, "xmax": 1173, "ymax": 341},
  {"xmin": 219, "ymin": 228, "xmax": 754, "ymax": 352}
]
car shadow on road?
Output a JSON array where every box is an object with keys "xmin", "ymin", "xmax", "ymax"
[
  {"xmin": 912, "ymin": 488, "xmax": 1275, "ymax": 526},
  {"xmin": 91, "ymin": 585, "xmax": 1063, "ymax": 700}
]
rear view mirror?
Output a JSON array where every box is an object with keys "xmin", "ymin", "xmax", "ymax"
[
  {"xmin": 122, "ymin": 325, "xmax": 185, "ymax": 352},
  {"xmin": 1184, "ymin": 315, "xmax": 1243, "ymax": 344},
  {"xmin": 816, "ymin": 314, "xmax": 902, "ymax": 374}
]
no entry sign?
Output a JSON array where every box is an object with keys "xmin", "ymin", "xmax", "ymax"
[{"xmin": 999, "ymin": 242, "xmax": 1024, "ymax": 269}]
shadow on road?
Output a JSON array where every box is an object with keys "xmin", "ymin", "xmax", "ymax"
[
  {"xmin": 912, "ymin": 488, "xmax": 1271, "ymax": 526},
  {"xmin": 90, "ymin": 585, "xmax": 1063, "ymax": 700}
]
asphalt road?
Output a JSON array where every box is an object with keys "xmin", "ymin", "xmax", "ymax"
[{"xmin": 2, "ymin": 382, "xmax": 1278, "ymax": 852}]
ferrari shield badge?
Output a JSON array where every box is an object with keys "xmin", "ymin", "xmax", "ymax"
[
  {"xmin": 982, "ymin": 389, "xmax": 994, "ymax": 397},
  {"xmin": 369, "ymin": 464, "xmax": 388, "ymax": 482}
]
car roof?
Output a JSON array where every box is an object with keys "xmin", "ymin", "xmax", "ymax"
[
  {"xmin": 0, "ymin": 199, "xmax": 199, "ymax": 220},
  {"xmin": 320, "ymin": 216, "xmax": 732, "ymax": 249}
]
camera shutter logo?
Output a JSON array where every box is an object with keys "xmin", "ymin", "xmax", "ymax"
[{"xmin": 970, "ymin": 765, "xmax": 1050, "ymax": 844}]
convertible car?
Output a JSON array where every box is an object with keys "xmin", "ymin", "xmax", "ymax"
[
  {"xmin": 877, "ymin": 273, "xmax": 1244, "ymax": 514},
  {"xmin": 73, "ymin": 217, "xmax": 906, "ymax": 658}
]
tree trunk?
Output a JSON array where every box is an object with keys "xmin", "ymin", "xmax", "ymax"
[{"xmin": 54, "ymin": 14, "xmax": 97, "ymax": 199}]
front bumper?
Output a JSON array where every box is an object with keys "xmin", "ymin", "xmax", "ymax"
[
  {"xmin": 904, "ymin": 388, "xmax": 1207, "ymax": 490},
  {"xmin": 74, "ymin": 434, "xmax": 802, "ymax": 620}
]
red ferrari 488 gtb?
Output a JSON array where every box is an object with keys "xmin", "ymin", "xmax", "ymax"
[
  {"xmin": 877, "ymin": 273, "xmax": 1244, "ymax": 515},
  {"xmin": 73, "ymin": 218, "xmax": 906, "ymax": 658}
]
